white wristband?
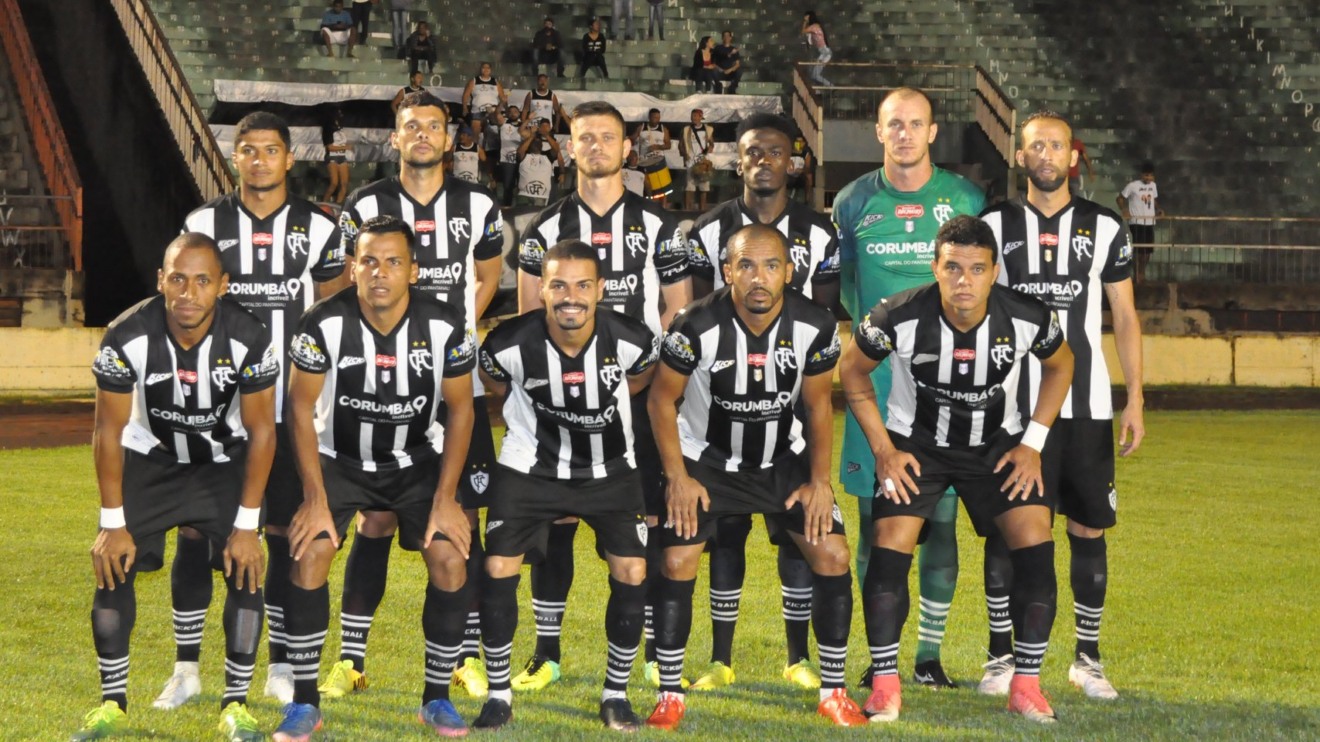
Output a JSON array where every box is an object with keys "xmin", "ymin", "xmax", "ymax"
[
  {"xmin": 1020, "ymin": 421, "xmax": 1050, "ymax": 453},
  {"xmin": 100, "ymin": 506, "xmax": 126, "ymax": 529},
  {"xmin": 234, "ymin": 506, "xmax": 261, "ymax": 531}
]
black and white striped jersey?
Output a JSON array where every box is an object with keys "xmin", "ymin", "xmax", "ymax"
[
  {"xmin": 289, "ymin": 287, "xmax": 476, "ymax": 472},
  {"xmin": 685, "ymin": 198, "xmax": 840, "ymax": 298},
  {"xmin": 979, "ymin": 197, "xmax": 1133, "ymax": 421},
  {"xmin": 660, "ymin": 288, "xmax": 841, "ymax": 471},
  {"xmin": 517, "ymin": 191, "xmax": 686, "ymax": 335},
  {"xmin": 339, "ymin": 176, "xmax": 504, "ymax": 331},
  {"xmin": 480, "ymin": 310, "xmax": 657, "ymax": 479},
  {"xmin": 92, "ymin": 296, "xmax": 279, "ymax": 464},
  {"xmin": 852, "ymin": 283, "xmax": 1064, "ymax": 450},
  {"xmin": 183, "ymin": 193, "xmax": 344, "ymax": 421}
]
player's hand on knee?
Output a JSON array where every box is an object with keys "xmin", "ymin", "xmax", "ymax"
[
  {"xmin": 995, "ymin": 445, "xmax": 1044, "ymax": 501},
  {"xmin": 786, "ymin": 479, "xmax": 834, "ymax": 545},
  {"xmin": 224, "ymin": 529, "xmax": 265, "ymax": 593},
  {"xmin": 665, "ymin": 474, "xmax": 708, "ymax": 540},
  {"xmin": 91, "ymin": 528, "xmax": 136, "ymax": 590},
  {"xmin": 289, "ymin": 500, "xmax": 338, "ymax": 560},
  {"xmin": 876, "ymin": 450, "xmax": 920, "ymax": 504},
  {"xmin": 425, "ymin": 497, "xmax": 471, "ymax": 558}
]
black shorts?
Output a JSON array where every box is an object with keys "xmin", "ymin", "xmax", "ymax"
[
  {"xmin": 455, "ymin": 398, "xmax": 499, "ymax": 510},
  {"xmin": 708, "ymin": 514, "xmax": 805, "ymax": 555},
  {"xmin": 122, "ymin": 450, "xmax": 243, "ymax": 573},
  {"xmin": 264, "ymin": 423, "xmax": 304, "ymax": 529},
  {"xmin": 662, "ymin": 454, "xmax": 847, "ymax": 548},
  {"xmin": 484, "ymin": 465, "xmax": 647, "ymax": 559},
  {"xmin": 870, "ymin": 433, "xmax": 1053, "ymax": 537},
  {"xmin": 321, "ymin": 455, "xmax": 447, "ymax": 551},
  {"xmin": 631, "ymin": 390, "xmax": 665, "ymax": 517},
  {"xmin": 1043, "ymin": 419, "xmax": 1118, "ymax": 529}
]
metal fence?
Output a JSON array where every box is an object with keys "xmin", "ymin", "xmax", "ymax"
[
  {"xmin": 0, "ymin": 194, "xmax": 74, "ymax": 269},
  {"xmin": 1146, "ymin": 217, "xmax": 1320, "ymax": 284}
]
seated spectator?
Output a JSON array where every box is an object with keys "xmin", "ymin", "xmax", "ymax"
[
  {"xmin": 391, "ymin": 71, "xmax": 427, "ymax": 114},
  {"xmin": 320, "ymin": 0, "xmax": 358, "ymax": 59},
  {"xmin": 579, "ymin": 17, "xmax": 608, "ymax": 79},
  {"xmin": 404, "ymin": 21, "xmax": 437, "ymax": 75},
  {"xmin": 713, "ymin": 30, "xmax": 743, "ymax": 94},
  {"xmin": 691, "ymin": 36, "xmax": 722, "ymax": 93},
  {"xmin": 532, "ymin": 17, "xmax": 566, "ymax": 78}
]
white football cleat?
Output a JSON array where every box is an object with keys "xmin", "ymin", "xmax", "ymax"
[
  {"xmin": 152, "ymin": 661, "xmax": 201, "ymax": 710},
  {"xmin": 1069, "ymin": 653, "xmax": 1118, "ymax": 700},
  {"xmin": 264, "ymin": 662, "xmax": 296, "ymax": 704},
  {"xmin": 977, "ymin": 653, "xmax": 1014, "ymax": 696}
]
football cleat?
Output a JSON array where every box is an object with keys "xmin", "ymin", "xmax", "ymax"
[
  {"xmin": 689, "ymin": 661, "xmax": 736, "ymax": 691},
  {"xmin": 510, "ymin": 655, "xmax": 560, "ymax": 692},
  {"xmin": 472, "ymin": 697, "xmax": 513, "ymax": 730},
  {"xmin": 453, "ymin": 657, "xmax": 489, "ymax": 698},
  {"xmin": 817, "ymin": 688, "xmax": 868, "ymax": 727},
  {"xmin": 218, "ymin": 702, "xmax": 263, "ymax": 742},
  {"xmin": 978, "ymin": 653, "xmax": 1015, "ymax": 696},
  {"xmin": 783, "ymin": 660, "xmax": 822, "ymax": 690},
  {"xmin": 599, "ymin": 698, "xmax": 642, "ymax": 731},
  {"xmin": 644, "ymin": 661, "xmax": 689, "ymax": 690},
  {"xmin": 419, "ymin": 698, "xmax": 469, "ymax": 737},
  {"xmin": 152, "ymin": 662, "xmax": 201, "ymax": 710},
  {"xmin": 271, "ymin": 702, "xmax": 322, "ymax": 742},
  {"xmin": 863, "ymin": 673, "xmax": 901, "ymax": 723},
  {"xmin": 71, "ymin": 701, "xmax": 125, "ymax": 741},
  {"xmin": 645, "ymin": 691, "xmax": 686, "ymax": 730},
  {"xmin": 317, "ymin": 660, "xmax": 367, "ymax": 699},
  {"xmin": 264, "ymin": 663, "xmax": 296, "ymax": 704},
  {"xmin": 913, "ymin": 659, "xmax": 957, "ymax": 689},
  {"xmin": 1008, "ymin": 675, "xmax": 1058, "ymax": 723},
  {"xmin": 1069, "ymin": 654, "xmax": 1118, "ymax": 700}
]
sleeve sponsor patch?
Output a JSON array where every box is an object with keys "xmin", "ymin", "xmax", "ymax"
[
  {"xmin": 92, "ymin": 345, "xmax": 135, "ymax": 384},
  {"xmin": 289, "ymin": 332, "xmax": 328, "ymax": 370},
  {"xmin": 660, "ymin": 330, "xmax": 697, "ymax": 372},
  {"xmin": 856, "ymin": 314, "xmax": 893, "ymax": 354}
]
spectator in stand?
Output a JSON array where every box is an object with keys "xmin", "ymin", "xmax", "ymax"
[
  {"xmin": 788, "ymin": 133, "xmax": 815, "ymax": 204},
  {"xmin": 404, "ymin": 21, "xmax": 438, "ymax": 75},
  {"xmin": 631, "ymin": 108, "xmax": 672, "ymax": 159},
  {"xmin": 646, "ymin": 0, "xmax": 665, "ymax": 40},
  {"xmin": 714, "ymin": 31, "xmax": 743, "ymax": 95},
  {"xmin": 389, "ymin": 0, "xmax": 415, "ymax": 52},
  {"xmin": 612, "ymin": 0, "xmax": 636, "ymax": 41},
  {"xmin": 681, "ymin": 108, "xmax": 715, "ymax": 211},
  {"xmin": 1117, "ymin": 161, "xmax": 1162, "ymax": 281},
  {"xmin": 517, "ymin": 118, "xmax": 564, "ymax": 207},
  {"xmin": 623, "ymin": 149, "xmax": 648, "ymax": 197},
  {"xmin": 802, "ymin": 11, "xmax": 832, "ymax": 86},
  {"xmin": 495, "ymin": 106, "xmax": 526, "ymax": 206},
  {"xmin": 320, "ymin": 0, "xmax": 358, "ymax": 59},
  {"xmin": 462, "ymin": 62, "xmax": 509, "ymax": 120},
  {"xmin": 350, "ymin": 0, "xmax": 374, "ymax": 42},
  {"xmin": 523, "ymin": 74, "xmax": 568, "ymax": 132},
  {"xmin": 1069, "ymin": 137, "xmax": 1095, "ymax": 195},
  {"xmin": 391, "ymin": 71, "xmax": 427, "ymax": 114},
  {"xmin": 692, "ymin": 36, "xmax": 722, "ymax": 94},
  {"xmin": 580, "ymin": 17, "xmax": 609, "ymax": 79},
  {"xmin": 532, "ymin": 17, "xmax": 567, "ymax": 78},
  {"xmin": 322, "ymin": 106, "xmax": 352, "ymax": 204}
]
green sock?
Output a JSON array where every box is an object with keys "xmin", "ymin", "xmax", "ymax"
[
  {"xmin": 854, "ymin": 494, "xmax": 872, "ymax": 587},
  {"xmin": 915, "ymin": 490, "xmax": 959, "ymax": 665}
]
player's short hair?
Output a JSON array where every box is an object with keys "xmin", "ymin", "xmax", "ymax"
[
  {"xmin": 358, "ymin": 215, "xmax": 417, "ymax": 260},
  {"xmin": 1021, "ymin": 109, "xmax": 1071, "ymax": 131},
  {"xmin": 726, "ymin": 223, "xmax": 789, "ymax": 263},
  {"xmin": 878, "ymin": 86, "xmax": 936, "ymax": 120},
  {"xmin": 571, "ymin": 101, "xmax": 626, "ymax": 131},
  {"xmin": 934, "ymin": 215, "xmax": 998, "ymax": 263},
  {"xmin": 165, "ymin": 232, "xmax": 223, "ymax": 269},
  {"xmin": 1140, "ymin": 160, "xmax": 1155, "ymax": 174},
  {"xmin": 543, "ymin": 239, "xmax": 602, "ymax": 277},
  {"xmin": 735, "ymin": 113, "xmax": 797, "ymax": 144},
  {"xmin": 234, "ymin": 111, "xmax": 291, "ymax": 149},
  {"xmin": 397, "ymin": 91, "xmax": 449, "ymax": 128}
]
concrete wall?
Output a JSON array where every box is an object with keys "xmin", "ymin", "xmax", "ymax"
[{"xmin": 2, "ymin": 327, "xmax": 1316, "ymax": 395}]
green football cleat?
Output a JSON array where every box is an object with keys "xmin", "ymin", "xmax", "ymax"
[
  {"xmin": 218, "ymin": 702, "xmax": 264, "ymax": 742},
  {"xmin": 783, "ymin": 659, "xmax": 822, "ymax": 690},
  {"xmin": 71, "ymin": 701, "xmax": 126, "ymax": 741},
  {"xmin": 690, "ymin": 661, "xmax": 736, "ymax": 691},
  {"xmin": 318, "ymin": 659, "xmax": 367, "ymax": 699},
  {"xmin": 643, "ymin": 660, "xmax": 690, "ymax": 689},
  {"xmin": 452, "ymin": 656, "xmax": 489, "ymax": 698},
  {"xmin": 510, "ymin": 655, "xmax": 560, "ymax": 692}
]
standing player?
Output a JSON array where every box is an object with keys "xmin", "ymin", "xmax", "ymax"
[
  {"xmin": 474, "ymin": 240, "xmax": 658, "ymax": 730},
  {"xmin": 832, "ymin": 87, "xmax": 985, "ymax": 688},
  {"xmin": 274, "ymin": 216, "xmax": 477, "ymax": 740},
  {"xmin": 683, "ymin": 112, "xmax": 840, "ymax": 692},
  {"xmin": 153, "ymin": 112, "xmax": 345, "ymax": 711},
  {"xmin": 74, "ymin": 233, "xmax": 278, "ymax": 741},
  {"xmin": 840, "ymin": 215, "xmax": 1074, "ymax": 724},
  {"xmin": 330, "ymin": 91, "xmax": 503, "ymax": 699},
  {"xmin": 644, "ymin": 225, "xmax": 865, "ymax": 730},
  {"xmin": 979, "ymin": 111, "xmax": 1144, "ymax": 701},
  {"xmin": 513, "ymin": 100, "xmax": 689, "ymax": 691}
]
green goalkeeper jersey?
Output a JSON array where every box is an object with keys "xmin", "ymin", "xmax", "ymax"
[{"xmin": 833, "ymin": 165, "xmax": 985, "ymax": 496}]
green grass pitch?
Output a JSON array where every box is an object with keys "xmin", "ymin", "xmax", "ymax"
[{"xmin": 1, "ymin": 411, "xmax": 1317, "ymax": 740}]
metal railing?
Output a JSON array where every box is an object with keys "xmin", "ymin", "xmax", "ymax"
[
  {"xmin": 790, "ymin": 68, "xmax": 825, "ymax": 210},
  {"xmin": 1145, "ymin": 216, "xmax": 1320, "ymax": 284},
  {"xmin": 0, "ymin": 0, "xmax": 82, "ymax": 270},
  {"xmin": 108, "ymin": 0, "xmax": 233, "ymax": 202}
]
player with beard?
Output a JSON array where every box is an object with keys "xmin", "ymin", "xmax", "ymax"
[
  {"xmin": 682, "ymin": 113, "xmax": 840, "ymax": 692},
  {"xmin": 978, "ymin": 111, "xmax": 1144, "ymax": 702},
  {"xmin": 329, "ymin": 92, "xmax": 503, "ymax": 700},
  {"xmin": 512, "ymin": 101, "xmax": 688, "ymax": 692}
]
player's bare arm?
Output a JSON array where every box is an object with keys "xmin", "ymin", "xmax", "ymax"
[
  {"xmin": 648, "ymin": 361, "xmax": 708, "ymax": 539},
  {"xmin": 784, "ymin": 369, "xmax": 836, "ymax": 544},
  {"xmin": 424, "ymin": 373, "xmax": 475, "ymax": 556},
  {"xmin": 627, "ymin": 363, "xmax": 657, "ymax": 395},
  {"xmin": 659, "ymin": 279, "xmax": 693, "ymax": 331},
  {"xmin": 286, "ymin": 365, "xmax": 339, "ymax": 558},
  {"xmin": 225, "ymin": 384, "xmax": 276, "ymax": 592},
  {"xmin": 839, "ymin": 340, "xmax": 921, "ymax": 502},
  {"xmin": 91, "ymin": 388, "xmax": 136, "ymax": 589},
  {"xmin": 472, "ymin": 255, "xmax": 502, "ymax": 320},
  {"xmin": 1104, "ymin": 278, "xmax": 1146, "ymax": 456},
  {"xmin": 996, "ymin": 340, "xmax": 1074, "ymax": 500}
]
